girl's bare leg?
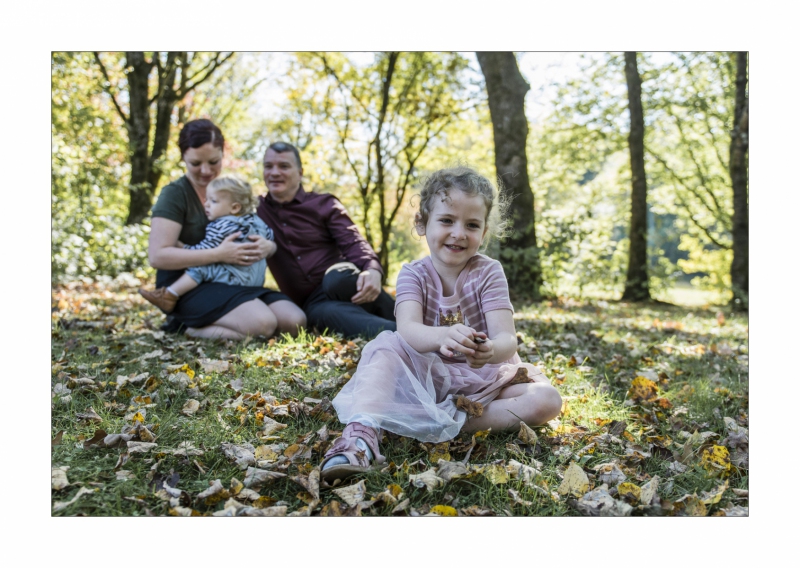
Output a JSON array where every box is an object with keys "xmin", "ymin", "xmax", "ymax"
[
  {"xmin": 185, "ymin": 299, "xmax": 278, "ymax": 340},
  {"xmin": 268, "ymin": 300, "xmax": 307, "ymax": 337},
  {"xmin": 461, "ymin": 382, "xmax": 563, "ymax": 433}
]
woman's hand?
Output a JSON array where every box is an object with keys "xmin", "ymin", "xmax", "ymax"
[
  {"xmin": 440, "ymin": 324, "xmax": 481, "ymax": 358},
  {"xmin": 212, "ymin": 233, "xmax": 261, "ymax": 266},
  {"xmin": 465, "ymin": 333, "xmax": 493, "ymax": 368}
]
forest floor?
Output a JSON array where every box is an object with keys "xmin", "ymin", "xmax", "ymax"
[{"xmin": 51, "ymin": 278, "xmax": 749, "ymax": 517}]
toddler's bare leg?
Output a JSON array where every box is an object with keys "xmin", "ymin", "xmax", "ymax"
[
  {"xmin": 169, "ymin": 273, "xmax": 200, "ymax": 296},
  {"xmin": 461, "ymin": 382, "xmax": 562, "ymax": 433}
]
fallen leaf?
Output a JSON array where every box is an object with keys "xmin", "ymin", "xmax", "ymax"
[
  {"xmin": 700, "ymin": 445, "xmax": 732, "ymax": 477},
  {"xmin": 82, "ymin": 429, "xmax": 109, "ymax": 448},
  {"xmin": 127, "ymin": 441, "xmax": 157, "ymax": 454},
  {"xmin": 617, "ymin": 482, "xmax": 642, "ymax": 503},
  {"xmin": 197, "ymin": 479, "xmax": 230, "ymax": 505},
  {"xmin": 220, "ymin": 442, "xmax": 256, "ymax": 470},
  {"xmin": 332, "ymin": 479, "xmax": 367, "ymax": 506},
  {"xmin": 573, "ymin": 484, "xmax": 632, "ymax": 517},
  {"xmin": 429, "ymin": 505, "xmax": 458, "ymax": 516},
  {"xmin": 508, "ymin": 367, "xmax": 534, "ymax": 385},
  {"xmin": 508, "ymin": 488, "xmax": 534, "ymax": 507},
  {"xmin": 627, "ymin": 376, "xmax": 659, "ymax": 404},
  {"xmin": 52, "ymin": 430, "xmax": 64, "ymax": 447},
  {"xmin": 76, "ymin": 407, "xmax": 102, "ymax": 423},
  {"xmin": 53, "ymin": 487, "xmax": 95, "ymax": 513},
  {"xmin": 284, "ymin": 443, "xmax": 312, "ymax": 462},
  {"xmin": 243, "ymin": 467, "xmax": 286, "ymax": 489},
  {"xmin": 436, "ymin": 460, "xmax": 469, "ymax": 482},
  {"xmin": 699, "ymin": 481, "xmax": 728, "ymax": 505},
  {"xmin": 320, "ymin": 500, "xmax": 361, "ymax": 517},
  {"xmin": 392, "ymin": 498, "xmax": 411, "ymax": 514},
  {"xmin": 558, "ymin": 462, "xmax": 590, "ymax": 497},
  {"xmin": 239, "ymin": 505, "xmax": 288, "ymax": 517},
  {"xmin": 455, "ymin": 395, "xmax": 483, "ymax": 418},
  {"xmin": 672, "ymin": 494, "xmax": 707, "ymax": 517},
  {"xmin": 481, "ymin": 463, "xmax": 509, "ymax": 485},
  {"xmin": 52, "ymin": 466, "xmax": 70, "ymax": 490},
  {"xmin": 427, "ymin": 441, "xmax": 451, "ymax": 463},
  {"xmin": 199, "ymin": 358, "xmax": 229, "ymax": 373},
  {"xmin": 506, "ymin": 459, "xmax": 541, "ymax": 484},
  {"xmin": 459, "ymin": 506, "xmax": 496, "ymax": 516},
  {"xmin": 169, "ymin": 441, "xmax": 204, "ymax": 457},
  {"xmin": 116, "ymin": 470, "xmax": 135, "ymax": 481},
  {"xmin": 228, "ymin": 378, "xmax": 244, "ymax": 392},
  {"xmin": 181, "ymin": 399, "xmax": 200, "ymax": 416},
  {"xmin": 640, "ymin": 476, "xmax": 660, "ymax": 506},
  {"xmin": 720, "ymin": 504, "xmax": 748, "ymax": 517},
  {"xmin": 594, "ymin": 462, "xmax": 626, "ymax": 487},
  {"xmin": 409, "ymin": 468, "xmax": 445, "ymax": 492},
  {"xmin": 517, "ymin": 421, "xmax": 538, "ymax": 446},
  {"xmin": 291, "ymin": 468, "xmax": 320, "ymax": 501},
  {"xmin": 260, "ymin": 416, "xmax": 288, "ymax": 437}
]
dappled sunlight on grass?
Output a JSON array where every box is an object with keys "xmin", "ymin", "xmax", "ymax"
[{"xmin": 51, "ymin": 281, "xmax": 748, "ymax": 517}]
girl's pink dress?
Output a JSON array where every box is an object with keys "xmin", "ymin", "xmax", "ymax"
[{"xmin": 331, "ymin": 254, "xmax": 546, "ymax": 443}]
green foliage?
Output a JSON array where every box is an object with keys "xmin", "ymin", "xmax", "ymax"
[
  {"xmin": 529, "ymin": 52, "xmax": 738, "ymax": 300},
  {"xmin": 51, "ymin": 52, "xmax": 150, "ymax": 282}
]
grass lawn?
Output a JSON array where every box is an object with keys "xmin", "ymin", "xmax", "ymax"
[{"xmin": 51, "ymin": 279, "xmax": 748, "ymax": 517}]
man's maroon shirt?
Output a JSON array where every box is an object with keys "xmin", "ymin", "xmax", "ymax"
[{"xmin": 256, "ymin": 185, "xmax": 384, "ymax": 306}]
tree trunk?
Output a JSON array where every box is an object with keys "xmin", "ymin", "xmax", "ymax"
[
  {"xmin": 729, "ymin": 52, "xmax": 749, "ymax": 311},
  {"xmin": 125, "ymin": 52, "xmax": 155, "ymax": 225},
  {"xmin": 148, "ymin": 53, "xmax": 180, "ymax": 200},
  {"xmin": 621, "ymin": 52, "xmax": 651, "ymax": 301},
  {"xmin": 476, "ymin": 52, "xmax": 541, "ymax": 300}
]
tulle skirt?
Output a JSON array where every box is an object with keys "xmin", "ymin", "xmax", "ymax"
[{"xmin": 331, "ymin": 331, "xmax": 546, "ymax": 443}]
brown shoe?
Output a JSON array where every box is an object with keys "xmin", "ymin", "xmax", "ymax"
[{"xmin": 139, "ymin": 287, "xmax": 178, "ymax": 314}]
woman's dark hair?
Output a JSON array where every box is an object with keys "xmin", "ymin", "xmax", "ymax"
[
  {"xmin": 178, "ymin": 119, "xmax": 225, "ymax": 156},
  {"xmin": 267, "ymin": 141, "xmax": 302, "ymax": 170}
]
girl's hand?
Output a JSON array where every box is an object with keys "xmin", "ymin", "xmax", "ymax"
[
  {"xmin": 465, "ymin": 333, "xmax": 493, "ymax": 368},
  {"xmin": 440, "ymin": 324, "xmax": 480, "ymax": 358}
]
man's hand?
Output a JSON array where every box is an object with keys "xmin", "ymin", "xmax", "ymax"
[
  {"xmin": 351, "ymin": 270, "xmax": 382, "ymax": 304},
  {"xmin": 248, "ymin": 234, "xmax": 277, "ymax": 260}
]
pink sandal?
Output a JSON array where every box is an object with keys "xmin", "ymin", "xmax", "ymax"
[{"xmin": 320, "ymin": 422, "xmax": 386, "ymax": 483}]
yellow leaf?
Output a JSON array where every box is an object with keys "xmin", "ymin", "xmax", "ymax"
[
  {"xmin": 180, "ymin": 364, "xmax": 195, "ymax": 379},
  {"xmin": 558, "ymin": 462, "xmax": 590, "ymax": 497},
  {"xmin": 617, "ymin": 482, "xmax": 642, "ymax": 502},
  {"xmin": 429, "ymin": 505, "xmax": 458, "ymax": 516},
  {"xmin": 700, "ymin": 482, "xmax": 729, "ymax": 505},
  {"xmin": 482, "ymin": 464, "xmax": 509, "ymax": 485},
  {"xmin": 428, "ymin": 442, "xmax": 451, "ymax": 463},
  {"xmin": 131, "ymin": 411, "xmax": 145, "ymax": 424},
  {"xmin": 628, "ymin": 376, "xmax": 659, "ymax": 403},
  {"xmin": 700, "ymin": 445, "xmax": 732, "ymax": 477}
]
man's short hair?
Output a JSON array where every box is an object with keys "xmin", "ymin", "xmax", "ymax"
[{"xmin": 267, "ymin": 142, "xmax": 302, "ymax": 170}]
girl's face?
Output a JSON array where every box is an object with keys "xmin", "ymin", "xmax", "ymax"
[
  {"xmin": 417, "ymin": 188, "xmax": 488, "ymax": 274},
  {"xmin": 183, "ymin": 143, "xmax": 223, "ymax": 192},
  {"xmin": 204, "ymin": 188, "xmax": 240, "ymax": 221}
]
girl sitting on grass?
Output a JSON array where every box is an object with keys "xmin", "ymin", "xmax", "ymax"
[{"xmin": 320, "ymin": 166, "xmax": 562, "ymax": 483}]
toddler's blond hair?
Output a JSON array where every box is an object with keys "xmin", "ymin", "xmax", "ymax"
[{"xmin": 208, "ymin": 175, "xmax": 256, "ymax": 214}]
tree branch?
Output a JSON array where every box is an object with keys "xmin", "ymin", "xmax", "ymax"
[{"xmin": 92, "ymin": 52, "xmax": 129, "ymax": 123}]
